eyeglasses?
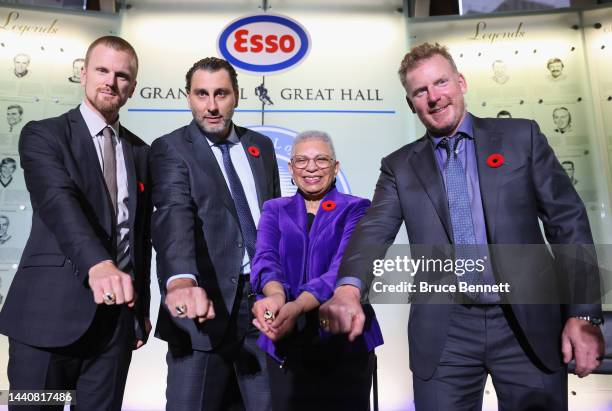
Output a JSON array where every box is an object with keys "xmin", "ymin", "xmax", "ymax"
[{"xmin": 291, "ymin": 156, "xmax": 335, "ymax": 170}]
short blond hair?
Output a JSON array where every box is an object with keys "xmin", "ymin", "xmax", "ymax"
[
  {"xmin": 85, "ymin": 36, "xmax": 138, "ymax": 74},
  {"xmin": 398, "ymin": 42, "xmax": 457, "ymax": 91}
]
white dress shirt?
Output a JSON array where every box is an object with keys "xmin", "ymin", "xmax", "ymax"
[
  {"xmin": 79, "ymin": 102, "xmax": 131, "ymax": 272},
  {"xmin": 166, "ymin": 125, "xmax": 261, "ymax": 288}
]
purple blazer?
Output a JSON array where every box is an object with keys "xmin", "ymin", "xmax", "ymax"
[{"xmin": 251, "ymin": 187, "xmax": 383, "ymax": 362}]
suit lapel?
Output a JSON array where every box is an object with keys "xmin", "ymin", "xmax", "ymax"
[
  {"xmin": 120, "ymin": 127, "xmax": 137, "ymax": 256},
  {"xmin": 409, "ymin": 138, "xmax": 452, "ymax": 241},
  {"xmin": 69, "ymin": 108, "xmax": 104, "ymax": 186},
  {"xmin": 283, "ymin": 193, "xmax": 308, "ymax": 285},
  {"xmin": 309, "ymin": 187, "xmax": 340, "ymax": 240},
  {"xmin": 238, "ymin": 127, "xmax": 267, "ymax": 209},
  {"xmin": 472, "ymin": 117, "xmax": 503, "ymax": 242},
  {"xmin": 284, "ymin": 192, "xmax": 308, "ymax": 239},
  {"xmin": 68, "ymin": 108, "xmax": 113, "ymax": 236},
  {"xmin": 187, "ymin": 121, "xmax": 238, "ymax": 218}
]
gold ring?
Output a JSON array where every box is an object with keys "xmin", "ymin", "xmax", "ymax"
[
  {"xmin": 263, "ymin": 309, "xmax": 275, "ymax": 321},
  {"xmin": 319, "ymin": 318, "xmax": 329, "ymax": 329},
  {"xmin": 175, "ymin": 304, "xmax": 186, "ymax": 316},
  {"xmin": 103, "ymin": 292, "xmax": 116, "ymax": 304}
]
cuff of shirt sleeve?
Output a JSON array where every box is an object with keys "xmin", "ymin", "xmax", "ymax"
[
  {"xmin": 166, "ymin": 274, "xmax": 198, "ymax": 290},
  {"xmin": 335, "ymin": 276, "xmax": 363, "ymax": 293},
  {"xmin": 565, "ymin": 304, "xmax": 603, "ymax": 319}
]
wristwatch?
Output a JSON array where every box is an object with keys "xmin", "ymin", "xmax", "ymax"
[{"xmin": 572, "ymin": 315, "xmax": 604, "ymax": 326}]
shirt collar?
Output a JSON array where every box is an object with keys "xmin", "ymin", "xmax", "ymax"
[
  {"xmin": 205, "ymin": 123, "xmax": 239, "ymax": 147},
  {"xmin": 79, "ymin": 101, "xmax": 120, "ymax": 138},
  {"xmin": 429, "ymin": 112, "xmax": 474, "ymax": 149}
]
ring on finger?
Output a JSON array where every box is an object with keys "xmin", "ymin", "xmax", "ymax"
[
  {"xmin": 263, "ymin": 309, "xmax": 275, "ymax": 321},
  {"xmin": 175, "ymin": 304, "xmax": 186, "ymax": 316},
  {"xmin": 319, "ymin": 318, "xmax": 329, "ymax": 329},
  {"xmin": 103, "ymin": 292, "xmax": 116, "ymax": 304}
]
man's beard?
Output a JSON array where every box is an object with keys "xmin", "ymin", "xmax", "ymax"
[
  {"xmin": 193, "ymin": 112, "xmax": 232, "ymax": 139},
  {"xmin": 93, "ymin": 94, "xmax": 122, "ymax": 117}
]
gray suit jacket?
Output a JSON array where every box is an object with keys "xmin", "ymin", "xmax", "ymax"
[{"xmin": 151, "ymin": 121, "xmax": 281, "ymax": 351}]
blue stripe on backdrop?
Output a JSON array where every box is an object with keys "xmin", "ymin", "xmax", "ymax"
[{"xmin": 128, "ymin": 108, "xmax": 396, "ymax": 114}]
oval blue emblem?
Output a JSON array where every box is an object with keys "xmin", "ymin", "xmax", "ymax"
[{"xmin": 218, "ymin": 14, "xmax": 311, "ymax": 75}]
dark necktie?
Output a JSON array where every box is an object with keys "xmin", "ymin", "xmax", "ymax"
[
  {"xmin": 218, "ymin": 142, "xmax": 257, "ymax": 260},
  {"xmin": 441, "ymin": 135, "xmax": 481, "ymax": 299},
  {"xmin": 102, "ymin": 126, "xmax": 117, "ymax": 216}
]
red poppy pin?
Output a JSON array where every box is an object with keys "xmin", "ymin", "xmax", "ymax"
[
  {"xmin": 247, "ymin": 146, "xmax": 260, "ymax": 157},
  {"xmin": 486, "ymin": 153, "xmax": 504, "ymax": 168},
  {"xmin": 321, "ymin": 200, "xmax": 336, "ymax": 212},
  {"xmin": 138, "ymin": 181, "xmax": 145, "ymax": 193}
]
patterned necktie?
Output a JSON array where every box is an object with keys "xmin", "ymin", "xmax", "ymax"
[
  {"xmin": 441, "ymin": 135, "xmax": 481, "ymax": 298},
  {"xmin": 218, "ymin": 142, "xmax": 257, "ymax": 260},
  {"xmin": 102, "ymin": 126, "xmax": 117, "ymax": 216}
]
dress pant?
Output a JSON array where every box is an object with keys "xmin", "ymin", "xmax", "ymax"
[
  {"xmin": 8, "ymin": 305, "xmax": 134, "ymax": 411},
  {"xmin": 413, "ymin": 304, "xmax": 567, "ymax": 411},
  {"xmin": 165, "ymin": 275, "xmax": 271, "ymax": 411},
  {"xmin": 266, "ymin": 311, "xmax": 376, "ymax": 411}
]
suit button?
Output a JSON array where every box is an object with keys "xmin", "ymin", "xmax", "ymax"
[
  {"xmin": 237, "ymin": 241, "xmax": 243, "ymax": 248},
  {"xmin": 231, "ymin": 277, "xmax": 238, "ymax": 284}
]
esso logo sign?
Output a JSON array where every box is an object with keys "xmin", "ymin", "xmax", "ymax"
[{"xmin": 218, "ymin": 14, "xmax": 311, "ymax": 75}]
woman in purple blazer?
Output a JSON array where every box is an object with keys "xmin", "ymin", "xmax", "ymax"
[{"xmin": 251, "ymin": 130, "xmax": 383, "ymax": 411}]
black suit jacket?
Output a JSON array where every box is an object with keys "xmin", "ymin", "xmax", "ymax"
[
  {"xmin": 151, "ymin": 121, "xmax": 280, "ymax": 351},
  {"xmin": 339, "ymin": 115, "xmax": 601, "ymax": 379},
  {"xmin": 0, "ymin": 107, "xmax": 152, "ymax": 348}
]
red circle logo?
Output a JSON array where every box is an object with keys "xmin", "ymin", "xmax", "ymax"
[
  {"xmin": 138, "ymin": 181, "xmax": 145, "ymax": 193},
  {"xmin": 321, "ymin": 200, "xmax": 336, "ymax": 211},
  {"xmin": 486, "ymin": 153, "xmax": 504, "ymax": 168},
  {"xmin": 248, "ymin": 146, "xmax": 260, "ymax": 157}
]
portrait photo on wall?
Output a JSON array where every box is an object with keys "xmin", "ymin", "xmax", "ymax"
[
  {"xmin": 533, "ymin": 102, "xmax": 587, "ymax": 146},
  {"xmin": 546, "ymin": 57, "xmax": 566, "ymax": 81},
  {"xmin": 0, "ymin": 51, "xmax": 44, "ymax": 99},
  {"xmin": 464, "ymin": 66, "xmax": 528, "ymax": 103},
  {"xmin": 68, "ymin": 58, "xmax": 84, "ymax": 84},
  {"xmin": 562, "ymin": 160, "xmax": 578, "ymax": 186},
  {"xmin": 12, "ymin": 53, "xmax": 30, "ymax": 79},
  {"xmin": 558, "ymin": 151, "xmax": 598, "ymax": 207},
  {"xmin": 0, "ymin": 158, "xmax": 17, "ymax": 189},
  {"xmin": 491, "ymin": 59, "xmax": 510, "ymax": 85},
  {"xmin": 0, "ymin": 208, "xmax": 30, "ymax": 263},
  {"xmin": 5, "ymin": 104, "xmax": 23, "ymax": 135},
  {"xmin": 552, "ymin": 106, "xmax": 573, "ymax": 134},
  {"xmin": 0, "ymin": 214, "xmax": 11, "ymax": 245},
  {"xmin": 0, "ymin": 153, "xmax": 28, "ymax": 206},
  {"xmin": 1, "ymin": 99, "xmax": 44, "ymax": 149}
]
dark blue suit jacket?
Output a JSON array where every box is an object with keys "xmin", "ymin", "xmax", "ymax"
[
  {"xmin": 338, "ymin": 115, "xmax": 601, "ymax": 379},
  {"xmin": 0, "ymin": 107, "xmax": 152, "ymax": 348}
]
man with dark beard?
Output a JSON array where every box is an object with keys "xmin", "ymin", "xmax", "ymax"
[
  {"xmin": 0, "ymin": 36, "xmax": 152, "ymax": 411},
  {"xmin": 150, "ymin": 57, "xmax": 280, "ymax": 411}
]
